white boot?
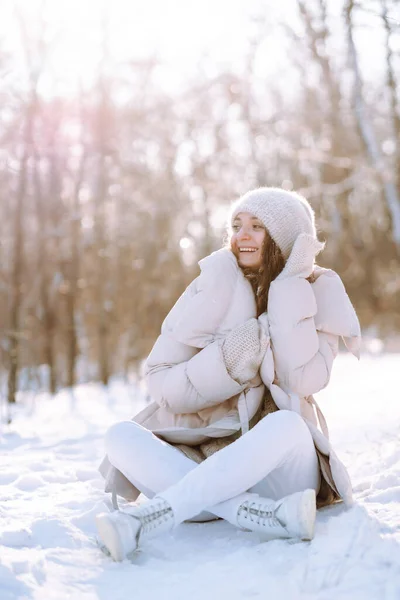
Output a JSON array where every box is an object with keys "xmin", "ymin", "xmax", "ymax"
[
  {"xmin": 96, "ymin": 497, "xmax": 174, "ymax": 561},
  {"xmin": 236, "ymin": 488, "xmax": 316, "ymax": 541}
]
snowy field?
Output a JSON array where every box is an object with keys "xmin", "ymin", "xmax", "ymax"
[{"xmin": 1, "ymin": 353, "xmax": 400, "ymax": 600}]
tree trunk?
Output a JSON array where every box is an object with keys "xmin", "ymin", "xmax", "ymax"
[
  {"xmin": 7, "ymin": 102, "xmax": 34, "ymax": 403},
  {"xmin": 95, "ymin": 77, "xmax": 111, "ymax": 387},
  {"xmin": 65, "ymin": 206, "xmax": 80, "ymax": 389},
  {"xmin": 33, "ymin": 147, "xmax": 57, "ymax": 394},
  {"xmin": 7, "ymin": 155, "xmax": 26, "ymax": 403},
  {"xmin": 65, "ymin": 99, "xmax": 86, "ymax": 388}
]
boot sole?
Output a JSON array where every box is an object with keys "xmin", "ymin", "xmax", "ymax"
[
  {"xmin": 299, "ymin": 489, "xmax": 316, "ymax": 541},
  {"xmin": 96, "ymin": 513, "xmax": 134, "ymax": 561}
]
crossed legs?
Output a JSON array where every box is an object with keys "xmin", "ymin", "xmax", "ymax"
[{"xmin": 105, "ymin": 410, "xmax": 320, "ymax": 526}]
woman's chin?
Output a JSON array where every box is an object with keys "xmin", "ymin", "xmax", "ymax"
[{"xmin": 238, "ymin": 254, "xmax": 260, "ymax": 269}]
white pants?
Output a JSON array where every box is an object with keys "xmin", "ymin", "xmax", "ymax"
[{"xmin": 105, "ymin": 410, "xmax": 320, "ymax": 526}]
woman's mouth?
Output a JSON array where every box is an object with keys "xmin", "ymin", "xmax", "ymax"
[{"xmin": 238, "ymin": 247, "xmax": 258, "ymax": 253}]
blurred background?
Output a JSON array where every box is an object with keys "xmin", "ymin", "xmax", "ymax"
[{"xmin": 0, "ymin": 0, "xmax": 399, "ymax": 403}]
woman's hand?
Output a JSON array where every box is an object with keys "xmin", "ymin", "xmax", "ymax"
[
  {"xmin": 222, "ymin": 318, "xmax": 268, "ymax": 385},
  {"xmin": 277, "ymin": 233, "xmax": 325, "ymax": 280}
]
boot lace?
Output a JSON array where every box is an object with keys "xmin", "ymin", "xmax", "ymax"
[
  {"xmin": 135, "ymin": 499, "xmax": 173, "ymax": 538},
  {"xmin": 238, "ymin": 500, "xmax": 281, "ymax": 528}
]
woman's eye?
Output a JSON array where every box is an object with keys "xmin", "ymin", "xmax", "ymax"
[
  {"xmin": 253, "ymin": 224, "xmax": 263, "ymax": 230},
  {"xmin": 232, "ymin": 225, "xmax": 240, "ymax": 232}
]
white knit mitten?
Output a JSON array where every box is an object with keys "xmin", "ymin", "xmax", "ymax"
[
  {"xmin": 277, "ymin": 233, "xmax": 325, "ymax": 280},
  {"xmin": 222, "ymin": 318, "xmax": 268, "ymax": 384}
]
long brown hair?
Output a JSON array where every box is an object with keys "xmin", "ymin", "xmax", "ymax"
[{"xmin": 232, "ymin": 230, "xmax": 285, "ymax": 317}]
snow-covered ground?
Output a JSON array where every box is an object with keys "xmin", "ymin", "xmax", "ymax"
[{"xmin": 1, "ymin": 353, "xmax": 400, "ymax": 600}]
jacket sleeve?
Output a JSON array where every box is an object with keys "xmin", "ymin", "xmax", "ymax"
[
  {"xmin": 268, "ymin": 277, "xmax": 339, "ymax": 397},
  {"xmin": 163, "ymin": 248, "xmax": 239, "ymax": 348},
  {"xmin": 145, "ymin": 335, "xmax": 246, "ymax": 414},
  {"xmin": 145, "ymin": 248, "xmax": 246, "ymax": 414}
]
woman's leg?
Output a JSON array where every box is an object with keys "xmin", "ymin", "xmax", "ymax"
[
  {"xmin": 105, "ymin": 410, "xmax": 320, "ymax": 525},
  {"xmin": 105, "ymin": 420, "xmax": 216, "ymax": 521},
  {"xmin": 159, "ymin": 410, "xmax": 319, "ymax": 524},
  {"xmin": 105, "ymin": 420, "xmax": 196, "ymax": 499}
]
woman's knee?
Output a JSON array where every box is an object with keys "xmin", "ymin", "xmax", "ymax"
[
  {"xmin": 260, "ymin": 410, "xmax": 312, "ymax": 444},
  {"xmin": 105, "ymin": 420, "xmax": 145, "ymax": 458}
]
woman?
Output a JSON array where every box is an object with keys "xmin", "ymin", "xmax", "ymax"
[{"xmin": 96, "ymin": 187, "xmax": 361, "ymax": 561}]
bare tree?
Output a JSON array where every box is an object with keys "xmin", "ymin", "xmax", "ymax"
[
  {"xmin": 345, "ymin": 0, "xmax": 400, "ymax": 247},
  {"xmin": 7, "ymin": 9, "xmax": 46, "ymax": 403},
  {"xmin": 297, "ymin": 0, "xmax": 354, "ymax": 249},
  {"xmin": 381, "ymin": 0, "xmax": 400, "ymax": 192},
  {"xmin": 92, "ymin": 16, "xmax": 114, "ymax": 385}
]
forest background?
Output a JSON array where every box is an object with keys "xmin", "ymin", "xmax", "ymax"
[{"xmin": 1, "ymin": 0, "xmax": 399, "ymax": 404}]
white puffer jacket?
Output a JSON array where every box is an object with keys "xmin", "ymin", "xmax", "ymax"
[
  {"xmin": 100, "ymin": 247, "xmax": 361, "ymax": 506},
  {"xmin": 140, "ymin": 247, "xmax": 264, "ymax": 443}
]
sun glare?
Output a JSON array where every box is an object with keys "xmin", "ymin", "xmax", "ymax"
[
  {"xmin": 2, "ymin": 0, "xmax": 257, "ymax": 98},
  {"xmin": 1, "ymin": 0, "xmax": 383, "ymax": 101}
]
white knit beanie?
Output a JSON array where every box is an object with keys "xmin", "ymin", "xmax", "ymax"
[{"xmin": 230, "ymin": 187, "xmax": 319, "ymax": 260}]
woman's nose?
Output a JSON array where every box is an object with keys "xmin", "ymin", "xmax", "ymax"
[{"xmin": 238, "ymin": 227, "xmax": 251, "ymax": 240}]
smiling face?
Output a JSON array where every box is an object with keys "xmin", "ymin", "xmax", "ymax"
[{"xmin": 230, "ymin": 212, "xmax": 266, "ymax": 269}]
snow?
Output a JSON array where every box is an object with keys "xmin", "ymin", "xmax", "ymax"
[{"xmin": 1, "ymin": 354, "xmax": 400, "ymax": 600}]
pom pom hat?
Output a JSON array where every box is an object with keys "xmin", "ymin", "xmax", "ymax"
[{"xmin": 230, "ymin": 187, "xmax": 319, "ymax": 260}]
